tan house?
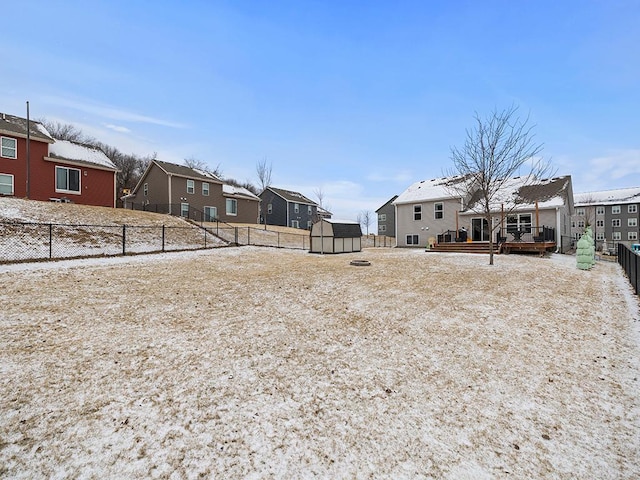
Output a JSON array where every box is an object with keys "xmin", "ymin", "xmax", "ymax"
[{"xmin": 123, "ymin": 160, "xmax": 259, "ymax": 223}]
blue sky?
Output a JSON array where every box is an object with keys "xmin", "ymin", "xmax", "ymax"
[{"xmin": 2, "ymin": 1, "xmax": 639, "ymax": 222}]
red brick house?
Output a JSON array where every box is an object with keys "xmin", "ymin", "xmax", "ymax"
[{"xmin": 0, "ymin": 112, "xmax": 118, "ymax": 207}]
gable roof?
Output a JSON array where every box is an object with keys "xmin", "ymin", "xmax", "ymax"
[
  {"xmin": 321, "ymin": 218, "xmax": 362, "ymax": 237},
  {"xmin": 154, "ymin": 160, "xmax": 223, "ymax": 183},
  {"xmin": 223, "ymin": 184, "xmax": 260, "ymax": 201},
  {"xmin": 393, "ymin": 176, "xmax": 468, "ymax": 205},
  {"xmin": 46, "ymin": 139, "xmax": 118, "ymax": 171},
  {"xmin": 0, "ymin": 112, "xmax": 54, "ymax": 143},
  {"xmin": 462, "ymin": 175, "xmax": 573, "ymax": 213},
  {"xmin": 376, "ymin": 195, "xmax": 398, "ymax": 212},
  {"xmin": 265, "ymin": 187, "xmax": 317, "ymax": 206},
  {"xmin": 574, "ymin": 187, "xmax": 640, "ymax": 206}
]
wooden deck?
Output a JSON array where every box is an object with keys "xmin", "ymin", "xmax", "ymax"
[{"xmin": 429, "ymin": 241, "xmax": 556, "ymax": 255}]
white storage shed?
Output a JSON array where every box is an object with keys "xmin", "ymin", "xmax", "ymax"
[{"xmin": 310, "ymin": 219, "xmax": 362, "ymax": 253}]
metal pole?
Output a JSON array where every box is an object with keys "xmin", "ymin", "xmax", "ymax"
[
  {"xmin": 26, "ymin": 101, "xmax": 31, "ymax": 199},
  {"xmin": 122, "ymin": 225, "xmax": 126, "ymax": 255},
  {"xmin": 162, "ymin": 225, "xmax": 165, "ymax": 252},
  {"xmin": 49, "ymin": 223, "xmax": 52, "ymax": 259}
]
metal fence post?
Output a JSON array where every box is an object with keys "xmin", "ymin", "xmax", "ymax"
[
  {"xmin": 248, "ymin": 227, "xmax": 251, "ymax": 245},
  {"xmin": 278, "ymin": 232, "xmax": 280, "ymax": 248},
  {"xmin": 122, "ymin": 225, "xmax": 126, "ymax": 255},
  {"xmin": 234, "ymin": 227, "xmax": 238, "ymax": 245},
  {"xmin": 204, "ymin": 227, "xmax": 207, "ymax": 248},
  {"xmin": 162, "ymin": 225, "xmax": 166, "ymax": 252},
  {"xmin": 49, "ymin": 223, "xmax": 53, "ymax": 259}
]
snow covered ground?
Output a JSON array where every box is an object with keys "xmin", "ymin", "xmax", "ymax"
[{"xmin": 1, "ymin": 247, "xmax": 639, "ymax": 479}]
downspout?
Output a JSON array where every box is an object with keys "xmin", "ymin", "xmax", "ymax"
[
  {"xmin": 26, "ymin": 101, "xmax": 30, "ymax": 199},
  {"xmin": 556, "ymin": 207, "xmax": 561, "ymax": 252},
  {"xmin": 394, "ymin": 203, "xmax": 398, "ymax": 247},
  {"xmin": 168, "ymin": 173, "xmax": 172, "ymax": 215},
  {"xmin": 113, "ymin": 171, "xmax": 117, "ymax": 207}
]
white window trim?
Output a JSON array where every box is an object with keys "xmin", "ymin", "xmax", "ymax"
[
  {"xmin": 379, "ymin": 213, "xmax": 386, "ymax": 222},
  {"xmin": 596, "ymin": 206, "xmax": 605, "ymax": 215},
  {"xmin": 180, "ymin": 202, "xmax": 189, "ymax": 217},
  {"xmin": 291, "ymin": 220, "xmax": 300, "ymax": 228},
  {"xmin": 629, "ymin": 231, "xmax": 638, "ymax": 241},
  {"xmin": 55, "ymin": 166, "xmax": 81, "ymax": 194},
  {"xmin": 1, "ymin": 136, "xmax": 17, "ymax": 159},
  {"xmin": 413, "ymin": 204, "xmax": 422, "ymax": 221},
  {"xmin": 434, "ymin": 202, "xmax": 444, "ymax": 219},
  {"xmin": 575, "ymin": 208, "xmax": 585, "ymax": 216},
  {"xmin": 294, "ymin": 203, "xmax": 299, "ymax": 214},
  {"xmin": 187, "ymin": 179, "xmax": 195, "ymax": 194},
  {"xmin": 204, "ymin": 206, "xmax": 217, "ymax": 221},
  {"xmin": 613, "ymin": 231, "xmax": 621, "ymax": 241},
  {"xmin": 0, "ymin": 173, "xmax": 14, "ymax": 195},
  {"xmin": 226, "ymin": 198, "xmax": 237, "ymax": 216},
  {"xmin": 612, "ymin": 219, "xmax": 621, "ymax": 227},
  {"xmin": 267, "ymin": 203, "xmax": 272, "ymax": 214},
  {"xmin": 143, "ymin": 183, "xmax": 148, "ymax": 196},
  {"xmin": 629, "ymin": 204, "xmax": 638, "ymax": 213},
  {"xmin": 628, "ymin": 218, "xmax": 637, "ymax": 227},
  {"xmin": 202, "ymin": 182, "xmax": 210, "ymax": 196},
  {"xmin": 612, "ymin": 205, "xmax": 621, "ymax": 214}
]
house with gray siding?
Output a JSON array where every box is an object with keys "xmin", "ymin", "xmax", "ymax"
[
  {"xmin": 123, "ymin": 160, "xmax": 260, "ymax": 223},
  {"xmin": 572, "ymin": 187, "xmax": 640, "ymax": 252},
  {"xmin": 375, "ymin": 195, "xmax": 397, "ymax": 237},
  {"xmin": 259, "ymin": 187, "xmax": 320, "ymax": 230},
  {"xmin": 394, "ymin": 175, "xmax": 574, "ymax": 250}
]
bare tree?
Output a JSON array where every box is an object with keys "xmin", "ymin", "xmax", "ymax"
[
  {"xmin": 446, "ymin": 105, "xmax": 553, "ymax": 265},
  {"xmin": 256, "ymin": 157, "xmax": 272, "ymax": 193},
  {"xmin": 38, "ymin": 119, "xmax": 95, "ymax": 144},
  {"xmin": 358, "ymin": 210, "xmax": 373, "ymax": 235},
  {"xmin": 184, "ymin": 156, "xmax": 223, "ymax": 178},
  {"xmin": 256, "ymin": 158, "xmax": 273, "ymax": 227}
]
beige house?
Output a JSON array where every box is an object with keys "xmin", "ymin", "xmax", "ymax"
[{"xmin": 394, "ymin": 175, "xmax": 574, "ymax": 252}]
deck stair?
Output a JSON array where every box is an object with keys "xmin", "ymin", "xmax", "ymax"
[{"xmin": 428, "ymin": 242, "xmax": 498, "ymax": 254}]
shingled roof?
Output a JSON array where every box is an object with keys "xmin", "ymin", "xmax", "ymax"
[
  {"xmin": 154, "ymin": 160, "xmax": 223, "ymax": 182},
  {"xmin": 0, "ymin": 112, "xmax": 54, "ymax": 143},
  {"xmin": 267, "ymin": 187, "xmax": 317, "ymax": 206}
]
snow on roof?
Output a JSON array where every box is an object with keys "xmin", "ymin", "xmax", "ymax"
[
  {"xmin": 575, "ymin": 187, "xmax": 640, "ymax": 206},
  {"xmin": 223, "ymin": 184, "xmax": 260, "ymax": 200},
  {"xmin": 48, "ymin": 140, "xmax": 117, "ymax": 170},
  {"xmin": 321, "ymin": 218, "xmax": 359, "ymax": 224},
  {"xmin": 393, "ymin": 176, "xmax": 466, "ymax": 205}
]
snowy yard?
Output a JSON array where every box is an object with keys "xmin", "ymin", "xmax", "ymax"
[{"xmin": 1, "ymin": 247, "xmax": 639, "ymax": 479}]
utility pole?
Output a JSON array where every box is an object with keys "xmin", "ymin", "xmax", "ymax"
[{"xmin": 26, "ymin": 101, "xmax": 31, "ymax": 199}]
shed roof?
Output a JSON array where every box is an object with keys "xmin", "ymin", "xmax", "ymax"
[
  {"xmin": 320, "ymin": 219, "xmax": 362, "ymax": 238},
  {"xmin": 0, "ymin": 112, "xmax": 54, "ymax": 143}
]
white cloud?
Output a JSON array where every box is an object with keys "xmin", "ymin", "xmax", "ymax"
[
  {"xmin": 366, "ymin": 169, "xmax": 414, "ymax": 184},
  {"xmin": 104, "ymin": 124, "xmax": 131, "ymax": 133},
  {"xmin": 41, "ymin": 94, "xmax": 188, "ymax": 129},
  {"xmin": 570, "ymin": 149, "xmax": 640, "ymax": 192}
]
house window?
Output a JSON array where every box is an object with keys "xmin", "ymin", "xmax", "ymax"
[
  {"xmin": 379, "ymin": 224, "xmax": 387, "ymax": 232},
  {"xmin": 629, "ymin": 232, "xmax": 638, "ymax": 241},
  {"xmin": 596, "ymin": 206, "xmax": 605, "ymax": 215},
  {"xmin": 202, "ymin": 182, "xmax": 209, "ymax": 196},
  {"xmin": 575, "ymin": 207, "xmax": 585, "ymax": 216},
  {"xmin": 181, "ymin": 202, "xmax": 189, "ymax": 217},
  {"xmin": 506, "ymin": 213, "xmax": 532, "ymax": 233},
  {"xmin": 0, "ymin": 173, "xmax": 14, "ymax": 195},
  {"xmin": 226, "ymin": 198, "xmax": 237, "ymax": 215},
  {"xmin": 187, "ymin": 179, "xmax": 195, "ymax": 194},
  {"xmin": 308, "ymin": 205, "xmax": 312, "ymax": 215},
  {"xmin": 204, "ymin": 206, "xmax": 217, "ymax": 222},
  {"xmin": 629, "ymin": 205, "xmax": 638, "ymax": 213},
  {"xmin": 577, "ymin": 220, "xmax": 585, "ymax": 228},
  {"xmin": 307, "ymin": 220, "xmax": 312, "ymax": 229},
  {"xmin": 379, "ymin": 213, "xmax": 386, "ymax": 222},
  {"xmin": 596, "ymin": 232, "xmax": 604, "ymax": 241},
  {"xmin": 612, "ymin": 205, "xmax": 621, "ymax": 214},
  {"xmin": 596, "ymin": 219, "xmax": 604, "ymax": 228},
  {"xmin": 629, "ymin": 218, "xmax": 638, "ymax": 227},
  {"xmin": 267, "ymin": 203, "xmax": 272, "ymax": 214},
  {"xmin": 413, "ymin": 205, "xmax": 422, "ymax": 221},
  {"xmin": 434, "ymin": 203, "xmax": 444, "ymax": 219},
  {"xmin": 55, "ymin": 166, "xmax": 81, "ymax": 193},
  {"xmin": 612, "ymin": 219, "xmax": 621, "ymax": 227},
  {"xmin": 294, "ymin": 203, "xmax": 299, "ymax": 213},
  {"xmin": 1, "ymin": 137, "xmax": 17, "ymax": 159},
  {"xmin": 143, "ymin": 183, "xmax": 148, "ymax": 196},
  {"xmin": 291, "ymin": 220, "xmax": 300, "ymax": 228},
  {"xmin": 571, "ymin": 221, "xmax": 576, "ymax": 228},
  {"xmin": 406, "ymin": 234, "xmax": 419, "ymax": 245},
  {"xmin": 613, "ymin": 232, "xmax": 621, "ymax": 241}
]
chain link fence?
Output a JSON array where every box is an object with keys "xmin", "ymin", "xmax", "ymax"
[{"xmin": 0, "ymin": 221, "xmax": 227, "ymax": 263}]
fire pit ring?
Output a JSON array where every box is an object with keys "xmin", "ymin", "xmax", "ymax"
[{"xmin": 349, "ymin": 260, "xmax": 371, "ymax": 267}]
